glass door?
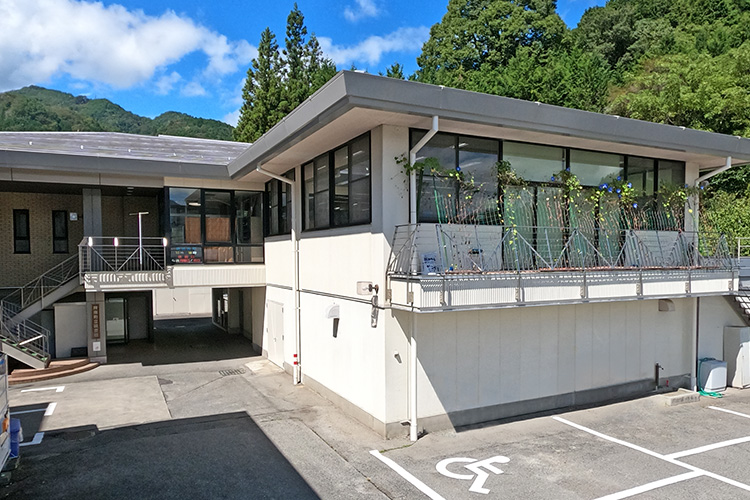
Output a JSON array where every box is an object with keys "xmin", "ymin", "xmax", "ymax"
[{"xmin": 105, "ymin": 298, "xmax": 128, "ymax": 344}]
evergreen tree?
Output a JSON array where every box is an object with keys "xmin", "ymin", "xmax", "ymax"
[
  {"xmin": 234, "ymin": 28, "xmax": 283, "ymax": 143},
  {"xmin": 306, "ymin": 34, "xmax": 338, "ymax": 92},
  {"xmin": 384, "ymin": 62, "xmax": 405, "ymax": 79},
  {"xmin": 280, "ymin": 3, "xmax": 310, "ymax": 115}
]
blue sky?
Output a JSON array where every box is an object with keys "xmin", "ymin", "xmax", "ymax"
[{"xmin": 0, "ymin": 0, "xmax": 605, "ymax": 126}]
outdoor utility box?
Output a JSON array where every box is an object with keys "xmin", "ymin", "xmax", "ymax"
[
  {"xmin": 699, "ymin": 359, "xmax": 727, "ymax": 392},
  {"xmin": 724, "ymin": 326, "xmax": 750, "ymax": 388}
]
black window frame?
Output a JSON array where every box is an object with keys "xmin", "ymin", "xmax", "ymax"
[
  {"xmin": 165, "ymin": 187, "xmax": 264, "ymax": 264},
  {"xmin": 265, "ymin": 169, "xmax": 295, "ymax": 237},
  {"xmin": 302, "ymin": 132, "xmax": 372, "ymax": 231},
  {"xmin": 13, "ymin": 209, "xmax": 30, "ymax": 254},
  {"xmin": 52, "ymin": 210, "xmax": 69, "ymax": 254}
]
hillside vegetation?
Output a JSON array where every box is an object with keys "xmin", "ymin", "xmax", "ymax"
[{"xmin": 0, "ymin": 86, "xmax": 233, "ymax": 141}]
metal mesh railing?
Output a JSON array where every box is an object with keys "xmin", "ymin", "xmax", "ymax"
[
  {"xmin": 387, "ymin": 224, "xmax": 735, "ymax": 276},
  {"xmin": 79, "ymin": 237, "xmax": 167, "ymax": 274}
]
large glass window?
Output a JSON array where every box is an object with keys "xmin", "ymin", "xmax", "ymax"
[
  {"xmin": 658, "ymin": 160, "xmax": 685, "ymax": 187},
  {"xmin": 167, "ymin": 188, "xmax": 263, "ymax": 264},
  {"xmin": 626, "ymin": 156, "xmax": 656, "ymax": 195},
  {"xmin": 303, "ymin": 133, "xmax": 370, "ymax": 230},
  {"xmin": 503, "ymin": 142, "xmax": 564, "ymax": 183},
  {"xmin": 569, "ymin": 150, "xmax": 624, "ymax": 187},
  {"xmin": 266, "ymin": 170, "xmax": 294, "ymax": 237}
]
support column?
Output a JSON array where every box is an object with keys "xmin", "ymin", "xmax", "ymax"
[
  {"xmin": 82, "ymin": 188, "xmax": 102, "ymax": 237},
  {"xmin": 86, "ymin": 291, "xmax": 107, "ymax": 363}
]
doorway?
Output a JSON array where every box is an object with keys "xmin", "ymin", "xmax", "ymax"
[{"xmin": 105, "ymin": 297, "xmax": 128, "ymax": 344}]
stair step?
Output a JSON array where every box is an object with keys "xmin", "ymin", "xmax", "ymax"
[
  {"xmin": 10, "ymin": 358, "xmax": 90, "ymax": 377},
  {"xmin": 9, "ymin": 362, "xmax": 99, "ymax": 385}
]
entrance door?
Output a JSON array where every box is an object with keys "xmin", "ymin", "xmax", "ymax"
[
  {"xmin": 105, "ymin": 298, "xmax": 128, "ymax": 344},
  {"xmin": 266, "ymin": 301, "xmax": 285, "ymax": 368}
]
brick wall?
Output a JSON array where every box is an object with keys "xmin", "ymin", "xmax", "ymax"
[
  {"xmin": 1, "ymin": 192, "xmax": 161, "ymax": 287},
  {"xmin": 0, "ymin": 192, "xmax": 84, "ymax": 287}
]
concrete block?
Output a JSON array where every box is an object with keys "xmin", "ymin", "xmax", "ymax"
[{"xmin": 656, "ymin": 388, "xmax": 700, "ymax": 406}]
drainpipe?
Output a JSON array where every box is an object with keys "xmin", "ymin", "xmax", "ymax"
[
  {"xmin": 695, "ymin": 156, "xmax": 737, "ymax": 185},
  {"xmin": 407, "ymin": 115, "xmax": 438, "ymax": 442},
  {"xmin": 409, "ymin": 116, "xmax": 439, "ymax": 224},
  {"xmin": 256, "ymin": 165, "xmax": 302, "ymax": 385}
]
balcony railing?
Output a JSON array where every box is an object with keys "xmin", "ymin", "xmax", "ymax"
[
  {"xmin": 388, "ymin": 224, "xmax": 735, "ymax": 277},
  {"xmin": 79, "ymin": 237, "xmax": 169, "ymax": 287}
]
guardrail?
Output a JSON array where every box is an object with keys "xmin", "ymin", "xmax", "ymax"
[
  {"xmin": 2, "ymin": 254, "xmax": 78, "ymax": 312},
  {"xmin": 388, "ymin": 224, "xmax": 734, "ymax": 276},
  {"xmin": 79, "ymin": 237, "xmax": 167, "ymax": 275}
]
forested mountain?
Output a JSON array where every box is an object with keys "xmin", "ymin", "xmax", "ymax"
[{"xmin": 0, "ymin": 86, "xmax": 234, "ymax": 141}]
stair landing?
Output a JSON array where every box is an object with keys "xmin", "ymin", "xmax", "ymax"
[{"xmin": 9, "ymin": 358, "xmax": 99, "ymax": 385}]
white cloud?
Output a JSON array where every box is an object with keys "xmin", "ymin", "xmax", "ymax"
[
  {"xmin": 319, "ymin": 26, "xmax": 429, "ymax": 67},
  {"xmin": 181, "ymin": 81, "xmax": 207, "ymax": 97},
  {"xmin": 343, "ymin": 0, "xmax": 380, "ymax": 22},
  {"xmin": 155, "ymin": 72, "xmax": 182, "ymax": 95},
  {"xmin": 0, "ymin": 0, "xmax": 256, "ymax": 91},
  {"xmin": 223, "ymin": 109, "xmax": 240, "ymax": 127}
]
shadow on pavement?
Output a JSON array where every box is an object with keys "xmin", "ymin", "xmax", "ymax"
[
  {"xmin": 106, "ymin": 318, "xmax": 259, "ymax": 366},
  {"xmin": 2, "ymin": 411, "xmax": 320, "ymax": 500}
]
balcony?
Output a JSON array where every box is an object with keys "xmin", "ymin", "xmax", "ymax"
[
  {"xmin": 79, "ymin": 237, "xmax": 266, "ymax": 291},
  {"xmin": 386, "ymin": 224, "xmax": 738, "ymax": 311},
  {"xmin": 79, "ymin": 237, "xmax": 171, "ymax": 289}
]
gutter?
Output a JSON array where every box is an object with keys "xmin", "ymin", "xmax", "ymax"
[
  {"xmin": 256, "ymin": 165, "xmax": 302, "ymax": 385},
  {"xmin": 695, "ymin": 156, "xmax": 736, "ymax": 185}
]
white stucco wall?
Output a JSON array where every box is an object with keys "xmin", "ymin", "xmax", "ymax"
[
  {"xmin": 698, "ymin": 295, "xmax": 747, "ymax": 360},
  {"xmin": 385, "ymin": 299, "xmax": 694, "ymax": 422},
  {"xmin": 153, "ymin": 287, "xmax": 211, "ymax": 317},
  {"xmin": 54, "ymin": 302, "xmax": 87, "ymax": 358}
]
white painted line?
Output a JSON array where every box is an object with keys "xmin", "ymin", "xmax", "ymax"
[
  {"xmin": 709, "ymin": 406, "xmax": 750, "ymax": 420},
  {"xmin": 20, "ymin": 386, "xmax": 65, "ymax": 393},
  {"xmin": 10, "ymin": 409, "xmax": 46, "ymax": 415},
  {"xmin": 19, "ymin": 432, "xmax": 44, "ymax": 447},
  {"xmin": 666, "ymin": 435, "xmax": 750, "ymax": 459},
  {"xmin": 595, "ymin": 471, "xmax": 702, "ymax": 500},
  {"xmin": 370, "ymin": 450, "xmax": 446, "ymax": 500},
  {"xmin": 44, "ymin": 402, "xmax": 57, "ymax": 416},
  {"xmin": 553, "ymin": 416, "xmax": 750, "ymax": 494}
]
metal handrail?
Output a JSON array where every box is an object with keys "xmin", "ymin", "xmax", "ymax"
[
  {"xmin": 737, "ymin": 237, "xmax": 750, "ymax": 258},
  {"xmin": 1, "ymin": 254, "xmax": 79, "ymax": 312},
  {"xmin": 0, "ymin": 300, "xmax": 50, "ymax": 363},
  {"xmin": 388, "ymin": 224, "xmax": 735, "ymax": 276},
  {"xmin": 79, "ymin": 236, "xmax": 168, "ymax": 275}
]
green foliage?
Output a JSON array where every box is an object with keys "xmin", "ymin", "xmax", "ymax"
[
  {"xmin": 415, "ymin": 0, "xmax": 566, "ymax": 88},
  {"xmin": 383, "ymin": 63, "xmax": 405, "ymax": 79},
  {"xmin": 701, "ymin": 191, "xmax": 750, "ymax": 245},
  {"xmin": 0, "ymin": 86, "xmax": 232, "ymax": 139},
  {"xmin": 235, "ymin": 4, "xmax": 337, "ymax": 142},
  {"xmin": 608, "ymin": 43, "xmax": 750, "ymax": 136},
  {"xmin": 235, "ymin": 27, "xmax": 284, "ymax": 143}
]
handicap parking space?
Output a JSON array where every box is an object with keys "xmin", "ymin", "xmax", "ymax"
[{"xmin": 369, "ymin": 390, "xmax": 750, "ymax": 499}]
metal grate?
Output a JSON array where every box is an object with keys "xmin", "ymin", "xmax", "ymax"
[{"xmin": 219, "ymin": 368, "xmax": 246, "ymax": 377}]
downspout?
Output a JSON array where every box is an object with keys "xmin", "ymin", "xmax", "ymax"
[
  {"xmin": 695, "ymin": 156, "xmax": 734, "ymax": 186},
  {"xmin": 256, "ymin": 165, "xmax": 302, "ymax": 385},
  {"xmin": 407, "ymin": 115, "xmax": 438, "ymax": 442}
]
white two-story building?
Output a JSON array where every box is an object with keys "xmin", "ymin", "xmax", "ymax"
[{"xmin": 2, "ymin": 71, "xmax": 749, "ymax": 438}]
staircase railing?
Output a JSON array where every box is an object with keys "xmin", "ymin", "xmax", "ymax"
[
  {"xmin": 79, "ymin": 237, "xmax": 167, "ymax": 274},
  {"xmin": 0, "ymin": 304, "xmax": 50, "ymax": 364},
  {"xmin": 1, "ymin": 254, "xmax": 79, "ymax": 312}
]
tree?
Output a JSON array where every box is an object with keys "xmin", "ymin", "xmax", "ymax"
[
  {"xmin": 415, "ymin": 0, "xmax": 567, "ymax": 88},
  {"xmin": 234, "ymin": 27, "xmax": 283, "ymax": 143},
  {"xmin": 280, "ymin": 3, "xmax": 310, "ymax": 115},
  {"xmin": 383, "ymin": 62, "xmax": 405, "ymax": 79},
  {"xmin": 306, "ymin": 33, "xmax": 338, "ymax": 91}
]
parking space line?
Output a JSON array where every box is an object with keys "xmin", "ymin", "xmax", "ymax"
[
  {"xmin": 19, "ymin": 432, "xmax": 44, "ymax": 447},
  {"xmin": 596, "ymin": 471, "xmax": 701, "ymax": 500},
  {"xmin": 553, "ymin": 416, "xmax": 750, "ymax": 494},
  {"xmin": 666, "ymin": 435, "xmax": 750, "ymax": 459},
  {"xmin": 709, "ymin": 406, "xmax": 750, "ymax": 420},
  {"xmin": 20, "ymin": 386, "xmax": 65, "ymax": 393},
  {"xmin": 369, "ymin": 450, "xmax": 446, "ymax": 500}
]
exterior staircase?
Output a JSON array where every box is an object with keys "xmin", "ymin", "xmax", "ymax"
[
  {"xmin": 730, "ymin": 288, "xmax": 750, "ymax": 326},
  {"xmin": 0, "ymin": 255, "xmax": 80, "ymax": 369}
]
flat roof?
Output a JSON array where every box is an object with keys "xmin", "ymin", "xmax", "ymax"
[{"xmin": 228, "ymin": 71, "xmax": 750, "ymax": 181}]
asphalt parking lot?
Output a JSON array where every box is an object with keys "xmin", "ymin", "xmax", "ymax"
[
  {"xmin": 365, "ymin": 389, "xmax": 750, "ymax": 499},
  {"xmin": 5, "ymin": 319, "xmax": 750, "ymax": 500}
]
